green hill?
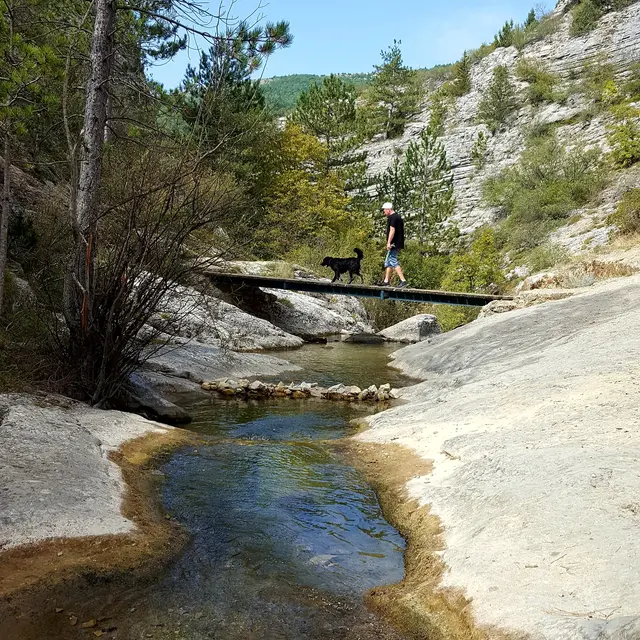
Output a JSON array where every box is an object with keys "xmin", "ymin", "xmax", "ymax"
[{"xmin": 261, "ymin": 73, "xmax": 372, "ymax": 115}]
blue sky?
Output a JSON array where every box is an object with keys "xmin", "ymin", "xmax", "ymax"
[{"xmin": 149, "ymin": 0, "xmax": 548, "ymax": 88}]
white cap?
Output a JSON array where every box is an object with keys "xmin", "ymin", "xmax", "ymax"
[{"xmin": 382, "ymin": 202, "xmax": 393, "ymax": 210}]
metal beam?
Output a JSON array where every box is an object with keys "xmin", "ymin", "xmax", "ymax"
[{"xmin": 208, "ymin": 273, "xmax": 513, "ymax": 307}]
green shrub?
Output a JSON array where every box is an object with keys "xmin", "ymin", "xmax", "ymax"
[
  {"xmin": 399, "ymin": 249, "xmax": 451, "ymax": 290},
  {"xmin": 570, "ymin": 0, "xmax": 604, "ymax": 36},
  {"xmin": 428, "ymin": 88, "xmax": 454, "ymax": 135},
  {"xmin": 523, "ymin": 243, "xmax": 570, "ymax": 272},
  {"xmin": 484, "ymin": 133, "xmax": 607, "ymax": 251},
  {"xmin": 608, "ymin": 118, "xmax": 640, "ymax": 168},
  {"xmin": 581, "ymin": 56, "xmax": 616, "ymax": 101},
  {"xmin": 601, "ymin": 80, "xmax": 622, "ymax": 105},
  {"xmin": 477, "ymin": 65, "xmax": 519, "ymax": 133},
  {"xmin": 622, "ymin": 63, "xmax": 640, "ymax": 100},
  {"xmin": 515, "ymin": 58, "xmax": 561, "ymax": 105},
  {"xmin": 448, "ymin": 51, "xmax": 472, "ymax": 97},
  {"xmin": 472, "ymin": 131, "xmax": 488, "ymax": 170},
  {"xmin": 442, "ymin": 228, "xmax": 505, "ymax": 293},
  {"xmin": 468, "ymin": 42, "xmax": 497, "ymax": 64},
  {"xmin": 434, "ymin": 306, "xmax": 479, "ymax": 332},
  {"xmin": 608, "ymin": 189, "xmax": 640, "ymax": 234},
  {"xmin": 494, "ymin": 20, "xmax": 515, "ymax": 48}
]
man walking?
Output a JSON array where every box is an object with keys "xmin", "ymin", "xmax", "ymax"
[{"xmin": 382, "ymin": 202, "xmax": 408, "ymax": 288}]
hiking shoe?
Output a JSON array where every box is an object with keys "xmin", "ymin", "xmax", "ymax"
[
  {"xmin": 397, "ymin": 280, "xmax": 409, "ymax": 289},
  {"xmin": 375, "ymin": 280, "xmax": 390, "ymax": 287}
]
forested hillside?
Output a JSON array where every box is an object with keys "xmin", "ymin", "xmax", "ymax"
[{"xmin": 261, "ymin": 73, "xmax": 371, "ymax": 114}]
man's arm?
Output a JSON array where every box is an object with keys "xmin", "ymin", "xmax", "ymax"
[{"xmin": 387, "ymin": 225, "xmax": 396, "ymax": 250}]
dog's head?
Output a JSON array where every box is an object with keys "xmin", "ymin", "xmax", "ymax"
[{"xmin": 320, "ymin": 257, "xmax": 333, "ymax": 267}]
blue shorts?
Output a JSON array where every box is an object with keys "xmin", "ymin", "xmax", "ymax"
[{"xmin": 384, "ymin": 249, "xmax": 400, "ymax": 268}]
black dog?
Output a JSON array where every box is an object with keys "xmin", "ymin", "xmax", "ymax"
[{"xmin": 321, "ymin": 248, "xmax": 364, "ymax": 284}]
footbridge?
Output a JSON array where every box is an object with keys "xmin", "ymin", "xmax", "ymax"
[{"xmin": 207, "ymin": 272, "xmax": 513, "ymax": 307}]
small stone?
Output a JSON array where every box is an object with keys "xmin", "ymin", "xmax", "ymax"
[
  {"xmin": 55, "ymin": 608, "xmax": 63, "ymax": 613},
  {"xmin": 389, "ymin": 389, "xmax": 400, "ymax": 399},
  {"xmin": 69, "ymin": 616, "xmax": 78, "ymax": 626},
  {"xmin": 82, "ymin": 619, "xmax": 97, "ymax": 629},
  {"xmin": 93, "ymin": 632, "xmax": 105, "ymax": 638},
  {"xmin": 379, "ymin": 383, "xmax": 391, "ymax": 392},
  {"xmin": 292, "ymin": 390, "xmax": 306, "ymax": 398}
]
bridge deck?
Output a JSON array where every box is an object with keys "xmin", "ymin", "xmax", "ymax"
[{"xmin": 208, "ymin": 272, "xmax": 513, "ymax": 307}]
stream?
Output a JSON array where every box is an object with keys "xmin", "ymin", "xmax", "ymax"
[{"xmin": 21, "ymin": 342, "xmax": 417, "ymax": 639}]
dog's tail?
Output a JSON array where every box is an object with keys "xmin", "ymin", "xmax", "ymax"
[{"xmin": 353, "ymin": 248, "xmax": 364, "ymax": 260}]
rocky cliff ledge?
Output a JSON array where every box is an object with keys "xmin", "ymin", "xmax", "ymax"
[{"xmin": 363, "ymin": 1, "xmax": 640, "ymax": 248}]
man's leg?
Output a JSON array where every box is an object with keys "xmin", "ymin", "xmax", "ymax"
[
  {"xmin": 384, "ymin": 266, "xmax": 393, "ymax": 283},
  {"xmin": 395, "ymin": 265, "xmax": 406, "ymax": 281}
]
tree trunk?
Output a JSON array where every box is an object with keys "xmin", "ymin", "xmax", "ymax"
[
  {"xmin": 64, "ymin": 0, "xmax": 116, "ymax": 333},
  {"xmin": 0, "ymin": 131, "xmax": 10, "ymax": 315}
]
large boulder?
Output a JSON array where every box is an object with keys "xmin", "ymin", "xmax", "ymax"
[
  {"xmin": 264, "ymin": 289, "xmax": 374, "ymax": 339},
  {"xmin": 150, "ymin": 283, "xmax": 303, "ymax": 351},
  {"xmin": 145, "ymin": 339, "xmax": 301, "ymax": 384},
  {"xmin": 119, "ymin": 373, "xmax": 192, "ymax": 425},
  {"xmin": 379, "ymin": 314, "xmax": 441, "ymax": 343},
  {"xmin": 0, "ymin": 394, "xmax": 173, "ymax": 548}
]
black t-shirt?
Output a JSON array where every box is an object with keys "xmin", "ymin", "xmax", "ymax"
[{"xmin": 386, "ymin": 212, "xmax": 405, "ymax": 250}]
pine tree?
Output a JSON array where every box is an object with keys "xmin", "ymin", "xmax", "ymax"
[
  {"xmin": 0, "ymin": 0, "xmax": 58, "ymax": 314},
  {"xmin": 365, "ymin": 41, "xmax": 422, "ymax": 139},
  {"xmin": 494, "ymin": 20, "xmax": 515, "ymax": 48},
  {"xmin": 477, "ymin": 65, "xmax": 519, "ymax": 133},
  {"xmin": 524, "ymin": 8, "xmax": 538, "ymax": 29},
  {"xmin": 450, "ymin": 51, "xmax": 472, "ymax": 97},
  {"xmin": 403, "ymin": 124, "xmax": 458, "ymax": 253},
  {"xmin": 376, "ymin": 155, "xmax": 412, "ymax": 232},
  {"xmin": 292, "ymin": 74, "xmax": 357, "ymax": 152}
]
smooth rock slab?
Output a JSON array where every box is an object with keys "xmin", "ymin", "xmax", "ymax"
[
  {"xmin": 0, "ymin": 394, "xmax": 172, "ymax": 549},
  {"xmin": 361, "ymin": 274, "xmax": 640, "ymax": 639}
]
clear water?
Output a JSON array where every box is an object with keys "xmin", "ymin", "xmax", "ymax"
[
  {"xmin": 266, "ymin": 339, "xmax": 415, "ymax": 389},
  {"xmin": 19, "ymin": 343, "xmax": 414, "ymax": 639}
]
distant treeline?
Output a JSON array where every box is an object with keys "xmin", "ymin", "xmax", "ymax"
[{"xmin": 261, "ymin": 73, "xmax": 372, "ymax": 115}]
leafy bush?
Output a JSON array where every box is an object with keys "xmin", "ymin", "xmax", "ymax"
[
  {"xmin": 581, "ymin": 55, "xmax": 616, "ymax": 102},
  {"xmin": 607, "ymin": 189, "xmax": 640, "ymax": 234},
  {"xmin": 469, "ymin": 42, "xmax": 497, "ymax": 64},
  {"xmin": 472, "ymin": 131, "xmax": 488, "ymax": 169},
  {"xmin": 484, "ymin": 133, "xmax": 607, "ymax": 251},
  {"xmin": 570, "ymin": 0, "xmax": 603, "ymax": 36},
  {"xmin": 523, "ymin": 243, "xmax": 570, "ymax": 272},
  {"xmin": 442, "ymin": 228, "xmax": 505, "ymax": 293},
  {"xmin": 515, "ymin": 58, "xmax": 562, "ymax": 105},
  {"xmin": 477, "ymin": 65, "xmax": 519, "ymax": 133},
  {"xmin": 428, "ymin": 88, "xmax": 454, "ymax": 135},
  {"xmin": 622, "ymin": 63, "xmax": 640, "ymax": 100},
  {"xmin": 608, "ymin": 117, "xmax": 640, "ymax": 168},
  {"xmin": 434, "ymin": 228, "xmax": 505, "ymax": 332}
]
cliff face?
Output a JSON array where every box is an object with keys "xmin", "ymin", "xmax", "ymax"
[{"xmin": 363, "ymin": 1, "xmax": 640, "ymax": 249}]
